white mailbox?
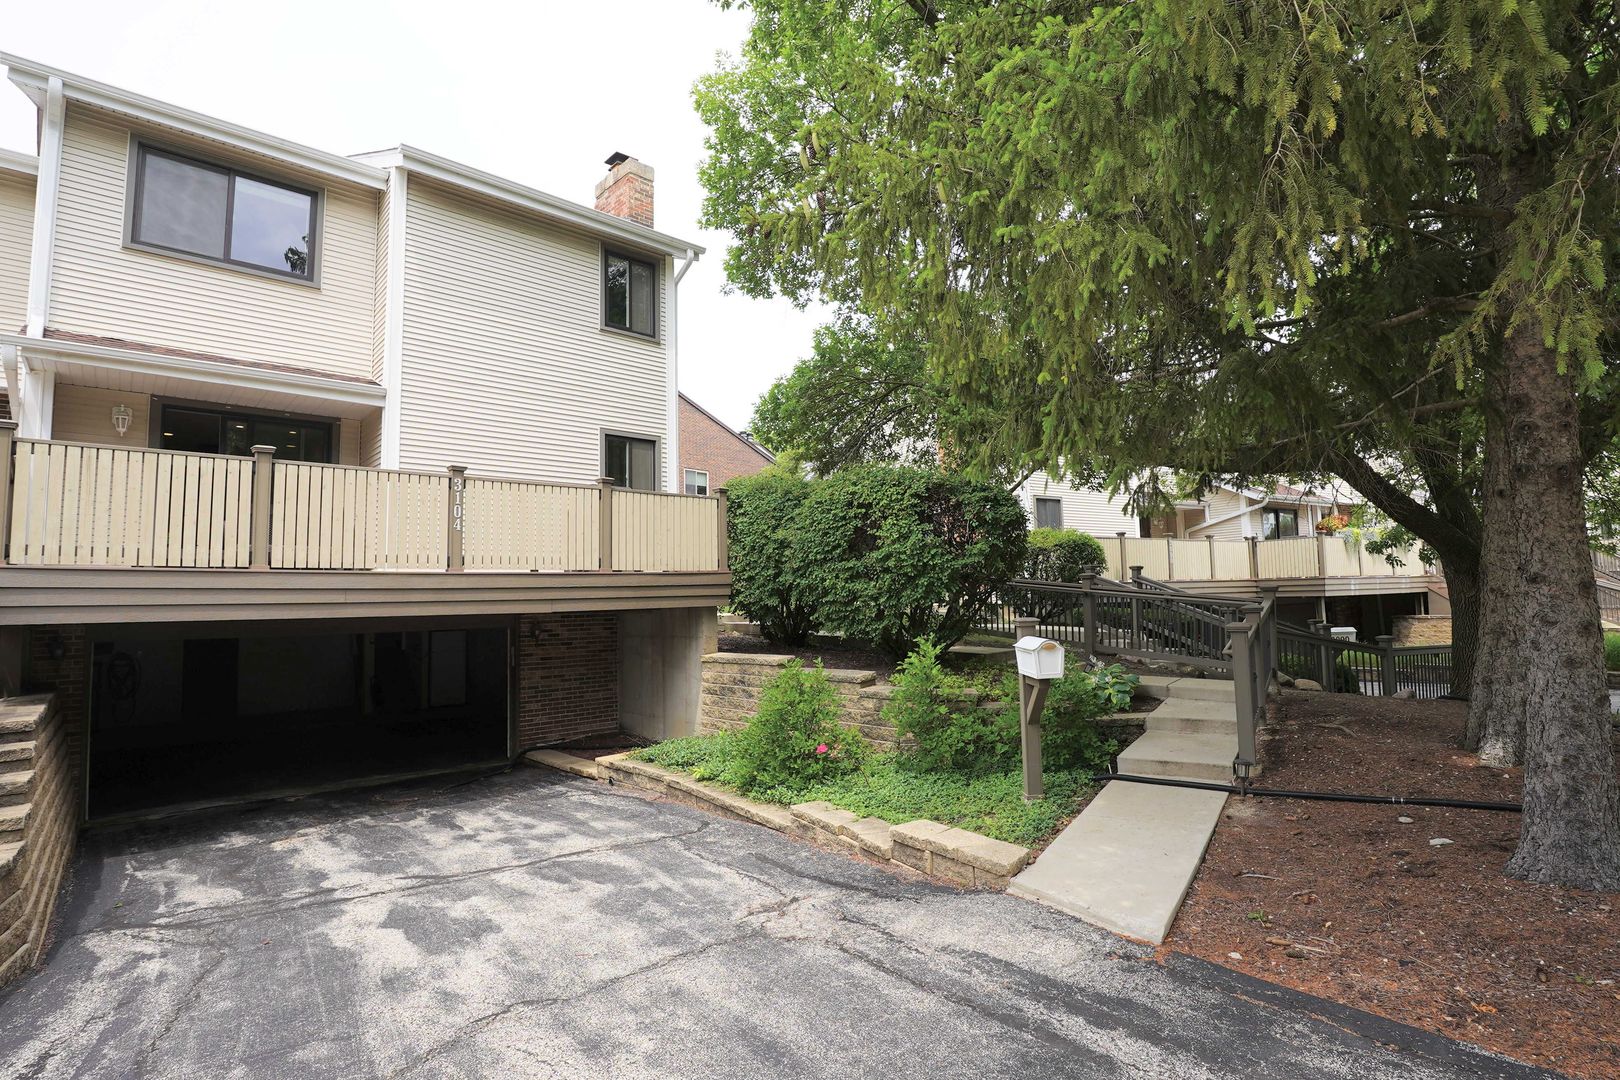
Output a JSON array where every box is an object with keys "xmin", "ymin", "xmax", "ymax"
[{"xmin": 1014, "ymin": 637, "xmax": 1065, "ymax": 681}]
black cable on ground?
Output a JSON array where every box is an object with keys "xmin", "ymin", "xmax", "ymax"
[{"xmin": 1088, "ymin": 772, "xmax": 1523, "ymax": 813}]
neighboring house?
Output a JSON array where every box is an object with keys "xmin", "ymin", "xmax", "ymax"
[
  {"xmin": 1014, "ymin": 471, "xmax": 1439, "ymax": 635},
  {"xmin": 0, "ymin": 56, "xmax": 727, "ymax": 825},
  {"xmin": 677, "ymin": 392, "xmax": 773, "ymax": 495}
]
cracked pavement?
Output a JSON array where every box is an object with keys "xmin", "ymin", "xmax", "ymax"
[{"xmin": 0, "ymin": 768, "xmax": 1560, "ymax": 1079}]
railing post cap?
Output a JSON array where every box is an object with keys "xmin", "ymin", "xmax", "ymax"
[
  {"xmin": 0, "ymin": 419, "xmax": 17, "ymax": 432},
  {"xmin": 598, "ymin": 475, "xmax": 616, "ymax": 486},
  {"xmin": 447, "ymin": 463, "xmax": 468, "ymax": 474},
  {"xmin": 250, "ymin": 444, "xmax": 276, "ymax": 455}
]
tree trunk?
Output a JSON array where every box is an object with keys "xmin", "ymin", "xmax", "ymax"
[
  {"xmin": 1480, "ymin": 325, "xmax": 1620, "ymax": 890},
  {"xmin": 1466, "ymin": 396, "xmax": 1524, "ymax": 765},
  {"xmin": 1442, "ymin": 563, "xmax": 1480, "ymax": 703}
]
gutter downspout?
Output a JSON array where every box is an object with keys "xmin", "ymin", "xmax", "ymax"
[{"xmin": 666, "ymin": 248, "xmax": 697, "ymax": 493}]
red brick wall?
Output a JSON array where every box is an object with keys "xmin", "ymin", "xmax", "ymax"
[
  {"xmin": 679, "ymin": 396, "xmax": 774, "ymax": 493},
  {"xmin": 24, "ymin": 626, "xmax": 88, "ymax": 775},
  {"xmin": 516, "ymin": 613, "xmax": 619, "ymax": 748}
]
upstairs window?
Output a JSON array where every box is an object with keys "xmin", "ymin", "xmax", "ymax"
[
  {"xmin": 1034, "ymin": 497, "xmax": 1064, "ymax": 529},
  {"xmin": 604, "ymin": 433, "xmax": 658, "ymax": 491},
  {"xmin": 684, "ymin": 469, "xmax": 709, "ymax": 496},
  {"xmin": 131, "ymin": 145, "xmax": 317, "ymax": 280},
  {"xmin": 603, "ymin": 250, "xmax": 657, "ymax": 336}
]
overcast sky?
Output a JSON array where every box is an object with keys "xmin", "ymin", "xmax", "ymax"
[{"xmin": 0, "ymin": 0, "xmax": 824, "ymax": 431}]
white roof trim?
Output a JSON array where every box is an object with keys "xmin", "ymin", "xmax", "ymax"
[
  {"xmin": 2, "ymin": 54, "xmax": 386, "ymax": 190},
  {"xmin": 355, "ymin": 144, "xmax": 705, "ymax": 259},
  {"xmin": 0, "ymin": 333, "xmax": 387, "ymax": 408},
  {"xmin": 0, "ymin": 147, "xmax": 36, "ymax": 178}
]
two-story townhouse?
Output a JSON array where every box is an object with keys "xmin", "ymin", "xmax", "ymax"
[
  {"xmin": 0, "ymin": 56, "xmax": 726, "ymax": 824},
  {"xmin": 676, "ymin": 392, "xmax": 774, "ymax": 496}
]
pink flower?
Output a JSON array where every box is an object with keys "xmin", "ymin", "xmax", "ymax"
[{"xmin": 815, "ymin": 743, "xmax": 830, "ymax": 755}]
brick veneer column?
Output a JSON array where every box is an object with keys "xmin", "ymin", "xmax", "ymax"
[
  {"xmin": 516, "ymin": 613, "xmax": 620, "ymax": 749},
  {"xmin": 25, "ymin": 626, "xmax": 88, "ymax": 774}
]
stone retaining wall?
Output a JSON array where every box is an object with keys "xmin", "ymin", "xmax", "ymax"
[
  {"xmin": 0, "ymin": 694, "xmax": 78, "ymax": 988},
  {"xmin": 536, "ymin": 751, "xmax": 1030, "ymax": 890},
  {"xmin": 700, "ymin": 653, "xmax": 900, "ymax": 748},
  {"xmin": 1392, "ymin": 615, "xmax": 1453, "ymax": 646}
]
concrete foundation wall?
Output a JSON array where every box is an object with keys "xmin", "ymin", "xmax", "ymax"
[
  {"xmin": 619, "ymin": 608, "xmax": 719, "ymax": 743},
  {"xmin": 699, "ymin": 653, "xmax": 901, "ymax": 749},
  {"xmin": 1393, "ymin": 615, "xmax": 1453, "ymax": 646},
  {"xmin": 0, "ymin": 694, "xmax": 80, "ymax": 988}
]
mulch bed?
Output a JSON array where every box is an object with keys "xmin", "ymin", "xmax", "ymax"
[{"xmin": 1166, "ymin": 691, "xmax": 1620, "ymax": 1079}]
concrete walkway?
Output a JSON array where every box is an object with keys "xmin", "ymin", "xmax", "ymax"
[{"xmin": 1010, "ymin": 676, "xmax": 1237, "ymax": 943}]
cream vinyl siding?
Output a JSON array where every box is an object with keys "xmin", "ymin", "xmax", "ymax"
[
  {"xmin": 0, "ymin": 171, "xmax": 33, "ymax": 333},
  {"xmin": 47, "ymin": 106, "xmax": 378, "ymax": 380},
  {"xmin": 1189, "ymin": 489, "xmax": 1254, "ymax": 539},
  {"xmin": 395, "ymin": 179, "xmax": 671, "ymax": 483},
  {"xmin": 50, "ymin": 384, "xmax": 150, "ymax": 446},
  {"xmin": 1021, "ymin": 471, "xmax": 1140, "ymax": 537},
  {"xmin": 371, "ymin": 182, "xmax": 390, "ymax": 382}
]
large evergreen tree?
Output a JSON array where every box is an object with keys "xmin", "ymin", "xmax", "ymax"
[{"xmin": 697, "ymin": 0, "xmax": 1620, "ymax": 888}]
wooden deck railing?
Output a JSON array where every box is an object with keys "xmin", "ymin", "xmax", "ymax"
[
  {"xmin": 0, "ymin": 427, "xmax": 726, "ymax": 574},
  {"xmin": 1097, "ymin": 531, "xmax": 1431, "ymax": 583}
]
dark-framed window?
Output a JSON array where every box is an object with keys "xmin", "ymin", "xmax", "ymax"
[
  {"xmin": 603, "ymin": 249, "xmax": 657, "ymax": 337},
  {"xmin": 156, "ymin": 402, "xmax": 333, "ymax": 463},
  {"xmin": 603, "ymin": 433, "xmax": 659, "ymax": 490},
  {"xmin": 130, "ymin": 143, "xmax": 318, "ymax": 281},
  {"xmin": 684, "ymin": 469, "xmax": 709, "ymax": 496},
  {"xmin": 1261, "ymin": 508, "xmax": 1300, "ymax": 539},
  {"xmin": 1034, "ymin": 497, "xmax": 1064, "ymax": 529}
]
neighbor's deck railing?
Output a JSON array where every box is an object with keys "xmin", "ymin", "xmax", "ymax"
[
  {"xmin": 977, "ymin": 575, "xmax": 1456, "ymax": 782},
  {"xmin": 1097, "ymin": 531, "xmax": 1431, "ymax": 583},
  {"xmin": 0, "ymin": 427, "xmax": 725, "ymax": 574}
]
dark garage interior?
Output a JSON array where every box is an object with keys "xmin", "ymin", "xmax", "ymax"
[{"xmin": 87, "ymin": 621, "xmax": 511, "ymax": 819}]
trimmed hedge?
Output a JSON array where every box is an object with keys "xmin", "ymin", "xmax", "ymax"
[
  {"xmin": 726, "ymin": 468, "xmax": 818, "ymax": 644},
  {"xmin": 1012, "ymin": 528, "xmax": 1107, "ymax": 620},
  {"xmin": 790, "ymin": 466, "xmax": 1027, "ymax": 657}
]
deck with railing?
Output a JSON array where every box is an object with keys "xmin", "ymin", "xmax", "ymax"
[
  {"xmin": 1094, "ymin": 532, "xmax": 1433, "ymax": 586},
  {"xmin": 0, "ymin": 429, "xmax": 725, "ymax": 575}
]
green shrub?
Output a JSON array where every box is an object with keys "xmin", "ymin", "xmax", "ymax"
[
  {"xmin": 883, "ymin": 639, "xmax": 1017, "ymax": 771},
  {"xmin": 1010, "ymin": 528, "xmax": 1107, "ymax": 620},
  {"xmin": 731, "ymin": 660, "xmax": 866, "ymax": 794},
  {"xmin": 1039, "ymin": 664, "xmax": 1132, "ymax": 770},
  {"xmin": 1605, "ymin": 631, "xmax": 1620, "ymax": 672},
  {"xmin": 792, "ymin": 465, "xmax": 1028, "ymax": 657},
  {"xmin": 726, "ymin": 468, "xmax": 819, "ymax": 644}
]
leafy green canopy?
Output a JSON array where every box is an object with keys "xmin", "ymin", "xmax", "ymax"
[{"xmin": 697, "ymin": 1, "xmax": 1620, "ymax": 488}]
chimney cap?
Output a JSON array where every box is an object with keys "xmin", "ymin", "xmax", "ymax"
[{"xmin": 604, "ymin": 151, "xmax": 631, "ymax": 168}]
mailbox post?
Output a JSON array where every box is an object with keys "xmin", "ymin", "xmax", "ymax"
[{"xmin": 1013, "ymin": 629, "xmax": 1065, "ymax": 803}]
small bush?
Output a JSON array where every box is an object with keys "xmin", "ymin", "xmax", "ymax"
[
  {"xmin": 1009, "ymin": 528, "xmax": 1107, "ymax": 621},
  {"xmin": 1605, "ymin": 631, "xmax": 1620, "ymax": 672},
  {"xmin": 792, "ymin": 465, "xmax": 1028, "ymax": 657},
  {"xmin": 1039, "ymin": 664, "xmax": 1132, "ymax": 770},
  {"xmin": 731, "ymin": 660, "xmax": 866, "ymax": 794},
  {"xmin": 726, "ymin": 469, "xmax": 819, "ymax": 644},
  {"xmin": 1280, "ymin": 653, "xmax": 1362, "ymax": 694},
  {"xmin": 883, "ymin": 639, "xmax": 1017, "ymax": 771}
]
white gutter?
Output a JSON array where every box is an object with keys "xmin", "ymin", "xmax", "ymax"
[
  {"xmin": 2, "ymin": 54, "xmax": 386, "ymax": 190},
  {"xmin": 666, "ymin": 248, "xmax": 698, "ymax": 493},
  {"xmin": 0, "ymin": 334, "xmax": 388, "ymax": 410},
  {"xmin": 379, "ymin": 166, "xmax": 408, "ymax": 468},
  {"xmin": 0, "ymin": 147, "xmax": 37, "ymax": 177}
]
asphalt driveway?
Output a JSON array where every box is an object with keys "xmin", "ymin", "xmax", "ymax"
[{"xmin": 0, "ymin": 767, "xmax": 1558, "ymax": 1080}]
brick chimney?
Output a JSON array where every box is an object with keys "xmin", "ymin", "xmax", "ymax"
[{"xmin": 594, "ymin": 152, "xmax": 654, "ymax": 228}]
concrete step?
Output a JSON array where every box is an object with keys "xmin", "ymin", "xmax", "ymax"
[
  {"xmin": 1009, "ymin": 778, "xmax": 1228, "ymax": 943},
  {"xmin": 1143, "ymin": 699, "xmax": 1237, "ymax": 736},
  {"xmin": 1116, "ymin": 731, "xmax": 1235, "ymax": 782},
  {"xmin": 1136, "ymin": 676, "xmax": 1234, "ymax": 703},
  {"xmin": 0, "ymin": 715, "xmax": 36, "ymax": 743},
  {"xmin": 0, "ymin": 801, "xmax": 27, "ymax": 837},
  {"xmin": 0, "ymin": 770, "xmax": 32, "ymax": 798},
  {"xmin": 0, "ymin": 840, "xmax": 22, "ymax": 875},
  {"xmin": 0, "ymin": 741, "xmax": 34, "ymax": 769}
]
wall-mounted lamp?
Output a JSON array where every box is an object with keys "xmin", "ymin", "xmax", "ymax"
[{"xmin": 110, "ymin": 404, "xmax": 133, "ymax": 438}]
